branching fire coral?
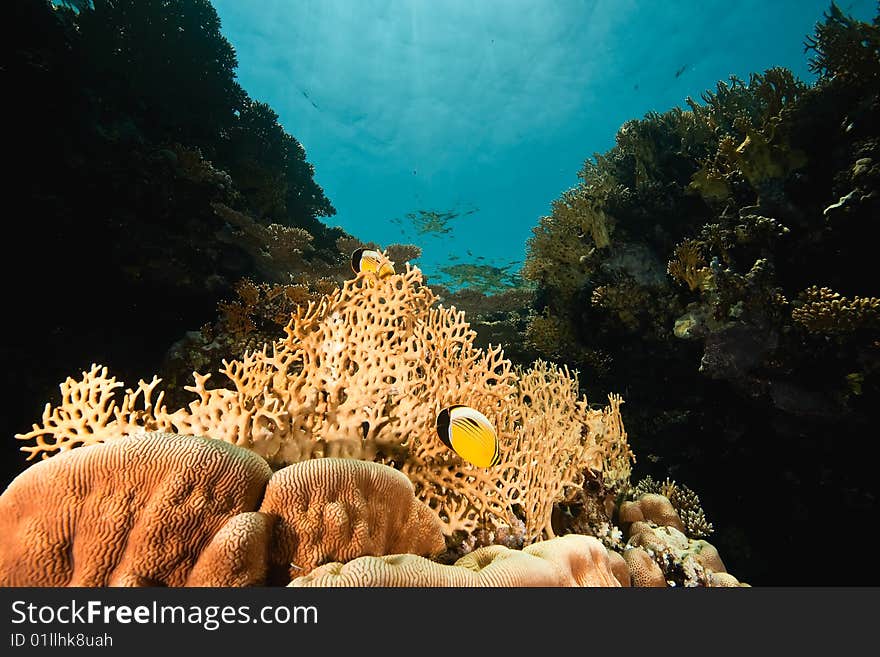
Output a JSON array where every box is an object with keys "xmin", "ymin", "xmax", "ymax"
[{"xmin": 16, "ymin": 266, "xmax": 633, "ymax": 543}]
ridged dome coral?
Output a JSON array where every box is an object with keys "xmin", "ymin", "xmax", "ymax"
[
  {"xmin": 289, "ymin": 534, "xmax": 621, "ymax": 587},
  {"xmin": 0, "ymin": 433, "xmax": 445, "ymax": 586}
]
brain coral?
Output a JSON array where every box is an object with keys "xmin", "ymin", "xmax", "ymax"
[
  {"xmin": 16, "ymin": 265, "xmax": 633, "ymax": 542},
  {"xmin": 0, "ymin": 433, "xmax": 444, "ymax": 587},
  {"xmin": 260, "ymin": 458, "xmax": 445, "ymax": 583},
  {"xmin": 289, "ymin": 534, "xmax": 621, "ymax": 587},
  {"xmin": 0, "ymin": 432, "xmax": 272, "ymax": 586},
  {"xmin": 618, "ymin": 493, "xmax": 686, "ymax": 534},
  {"xmin": 187, "ymin": 511, "xmax": 274, "ymax": 587}
]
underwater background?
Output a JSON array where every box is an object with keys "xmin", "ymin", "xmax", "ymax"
[
  {"xmin": 210, "ymin": 0, "xmax": 877, "ymax": 289},
  {"xmin": 2, "ymin": 0, "xmax": 879, "ymax": 586}
]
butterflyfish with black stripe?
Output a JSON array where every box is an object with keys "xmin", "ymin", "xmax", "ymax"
[
  {"xmin": 351, "ymin": 248, "xmax": 395, "ymax": 279},
  {"xmin": 435, "ymin": 405, "xmax": 500, "ymax": 468}
]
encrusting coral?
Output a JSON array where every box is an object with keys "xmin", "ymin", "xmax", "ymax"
[
  {"xmin": 622, "ymin": 547, "xmax": 666, "ymax": 587},
  {"xmin": 626, "ymin": 521, "xmax": 731, "ymax": 587},
  {"xmin": 15, "ymin": 266, "xmax": 633, "ymax": 544},
  {"xmin": 0, "ymin": 433, "xmax": 446, "ymax": 586},
  {"xmin": 288, "ymin": 534, "xmax": 620, "ymax": 587}
]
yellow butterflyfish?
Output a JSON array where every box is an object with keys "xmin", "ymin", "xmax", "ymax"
[
  {"xmin": 351, "ymin": 248, "xmax": 395, "ymax": 279},
  {"xmin": 435, "ymin": 405, "xmax": 500, "ymax": 468}
]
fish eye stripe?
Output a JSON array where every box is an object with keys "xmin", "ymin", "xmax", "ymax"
[{"xmin": 435, "ymin": 411, "xmax": 453, "ymax": 448}]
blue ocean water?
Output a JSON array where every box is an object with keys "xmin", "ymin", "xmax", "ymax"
[{"xmin": 211, "ymin": 0, "xmax": 876, "ymax": 289}]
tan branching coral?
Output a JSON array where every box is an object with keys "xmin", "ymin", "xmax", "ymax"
[
  {"xmin": 218, "ymin": 277, "xmax": 335, "ymax": 341},
  {"xmin": 0, "ymin": 432, "xmax": 273, "ymax": 586},
  {"xmin": 17, "ymin": 365, "xmax": 172, "ymax": 457},
  {"xmin": 289, "ymin": 534, "xmax": 620, "ymax": 587},
  {"xmin": 16, "ymin": 267, "xmax": 633, "ymax": 544},
  {"xmin": 385, "ymin": 243, "xmax": 422, "ymax": 266},
  {"xmin": 667, "ymin": 239, "xmax": 711, "ymax": 292},
  {"xmin": 400, "ymin": 360, "xmax": 632, "ymax": 540},
  {"xmin": 792, "ymin": 286, "xmax": 880, "ymax": 334},
  {"xmin": 260, "ymin": 458, "xmax": 445, "ymax": 582}
]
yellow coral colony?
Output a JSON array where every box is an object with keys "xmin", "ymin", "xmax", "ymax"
[
  {"xmin": 16, "ymin": 265, "xmax": 633, "ymax": 543},
  {"xmin": 667, "ymin": 239, "xmax": 711, "ymax": 292}
]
